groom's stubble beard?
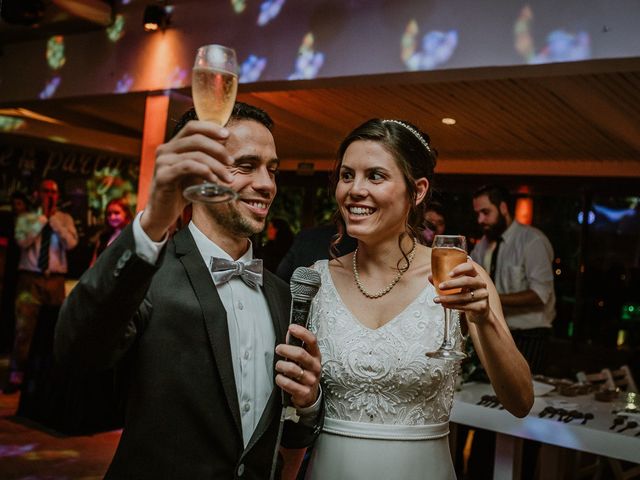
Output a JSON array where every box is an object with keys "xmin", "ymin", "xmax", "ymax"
[{"xmin": 205, "ymin": 201, "xmax": 266, "ymax": 238}]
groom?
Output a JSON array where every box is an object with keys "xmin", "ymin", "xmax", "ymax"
[{"xmin": 55, "ymin": 103, "xmax": 323, "ymax": 479}]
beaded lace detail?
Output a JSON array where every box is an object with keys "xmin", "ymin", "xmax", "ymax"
[{"xmin": 309, "ymin": 260, "xmax": 461, "ymax": 426}]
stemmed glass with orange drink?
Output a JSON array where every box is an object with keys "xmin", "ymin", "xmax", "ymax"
[{"xmin": 427, "ymin": 235, "xmax": 468, "ymax": 360}]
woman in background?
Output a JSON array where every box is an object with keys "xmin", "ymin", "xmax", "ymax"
[{"xmin": 90, "ymin": 198, "xmax": 132, "ymax": 267}]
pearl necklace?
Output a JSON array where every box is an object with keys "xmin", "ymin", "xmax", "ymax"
[{"xmin": 352, "ymin": 238, "xmax": 417, "ymax": 299}]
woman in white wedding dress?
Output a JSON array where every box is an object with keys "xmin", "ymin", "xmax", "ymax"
[{"xmin": 303, "ymin": 119, "xmax": 533, "ymax": 480}]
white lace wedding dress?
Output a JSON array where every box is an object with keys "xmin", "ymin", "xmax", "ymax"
[{"xmin": 305, "ymin": 260, "xmax": 460, "ymax": 480}]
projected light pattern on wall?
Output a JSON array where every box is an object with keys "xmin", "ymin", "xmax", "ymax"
[
  {"xmin": 115, "ymin": 74, "xmax": 134, "ymax": 93},
  {"xmin": 401, "ymin": 20, "xmax": 458, "ymax": 71},
  {"xmin": 46, "ymin": 36, "xmax": 66, "ymax": 70},
  {"xmin": 401, "ymin": 20, "xmax": 419, "ymax": 64},
  {"xmin": 578, "ymin": 198, "xmax": 639, "ymax": 231},
  {"xmin": 514, "ymin": 5, "xmax": 591, "ymax": 64},
  {"xmin": 168, "ymin": 67, "xmax": 189, "ymax": 89},
  {"xmin": 240, "ymin": 55, "xmax": 268, "ymax": 83},
  {"xmin": 258, "ymin": 0, "xmax": 286, "ymax": 26},
  {"xmin": 593, "ymin": 203, "xmax": 638, "ymax": 223},
  {"xmin": 0, "ymin": 0, "xmax": 632, "ymax": 102},
  {"xmin": 39, "ymin": 77, "xmax": 61, "ymax": 99},
  {"xmin": 289, "ymin": 33, "xmax": 324, "ymax": 80},
  {"xmin": 107, "ymin": 14, "xmax": 126, "ymax": 42},
  {"xmin": 577, "ymin": 210, "xmax": 596, "ymax": 225},
  {"xmin": 232, "ymin": 0, "xmax": 247, "ymax": 14},
  {"xmin": 0, "ymin": 443, "xmax": 37, "ymax": 458},
  {"xmin": 533, "ymin": 31, "xmax": 590, "ymax": 64}
]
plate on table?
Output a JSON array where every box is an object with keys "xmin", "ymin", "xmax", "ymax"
[
  {"xmin": 615, "ymin": 411, "xmax": 640, "ymax": 420},
  {"xmin": 546, "ymin": 399, "xmax": 579, "ymax": 410},
  {"xmin": 533, "ymin": 380, "xmax": 556, "ymax": 397}
]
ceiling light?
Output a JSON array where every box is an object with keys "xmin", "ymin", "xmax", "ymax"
[
  {"xmin": 143, "ymin": 3, "xmax": 172, "ymax": 32},
  {"xmin": 441, "ymin": 117, "xmax": 456, "ymax": 125}
]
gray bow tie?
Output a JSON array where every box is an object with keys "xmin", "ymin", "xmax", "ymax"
[{"xmin": 210, "ymin": 257, "xmax": 263, "ymax": 288}]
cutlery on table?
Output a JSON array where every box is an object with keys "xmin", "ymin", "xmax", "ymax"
[
  {"xmin": 610, "ymin": 416, "xmax": 626, "ymax": 430},
  {"xmin": 618, "ymin": 421, "xmax": 638, "ymax": 433},
  {"xmin": 581, "ymin": 413, "xmax": 594, "ymax": 425}
]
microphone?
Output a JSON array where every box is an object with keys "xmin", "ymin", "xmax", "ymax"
[
  {"xmin": 286, "ymin": 266, "xmax": 321, "ymax": 348},
  {"xmin": 269, "ymin": 267, "xmax": 321, "ymax": 480},
  {"xmin": 281, "ymin": 267, "xmax": 321, "ymax": 414}
]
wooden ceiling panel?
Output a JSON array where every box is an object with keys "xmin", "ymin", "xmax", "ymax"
[{"xmin": 3, "ymin": 59, "xmax": 639, "ymax": 177}]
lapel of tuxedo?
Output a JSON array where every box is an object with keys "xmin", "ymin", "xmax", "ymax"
[
  {"xmin": 263, "ymin": 270, "xmax": 290, "ymax": 348},
  {"xmin": 245, "ymin": 270, "xmax": 290, "ymax": 450},
  {"xmin": 173, "ymin": 228, "xmax": 243, "ymax": 438}
]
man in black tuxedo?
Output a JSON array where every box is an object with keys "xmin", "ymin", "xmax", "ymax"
[{"xmin": 55, "ymin": 103, "xmax": 323, "ymax": 479}]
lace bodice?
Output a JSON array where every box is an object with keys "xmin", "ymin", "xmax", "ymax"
[{"xmin": 309, "ymin": 260, "xmax": 460, "ymax": 426}]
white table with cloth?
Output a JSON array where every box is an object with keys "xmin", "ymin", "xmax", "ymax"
[{"xmin": 450, "ymin": 382, "xmax": 640, "ymax": 479}]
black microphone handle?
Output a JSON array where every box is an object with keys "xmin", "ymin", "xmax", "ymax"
[
  {"xmin": 283, "ymin": 297, "xmax": 313, "ymax": 408},
  {"xmin": 286, "ymin": 297, "xmax": 312, "ymax": 348}
]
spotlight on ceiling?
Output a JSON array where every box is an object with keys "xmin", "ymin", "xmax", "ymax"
[{"xmin": 143, "ymin": 3, "xmax": 172, "ymax": 32}]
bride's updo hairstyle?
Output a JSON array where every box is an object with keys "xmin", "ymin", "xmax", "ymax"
[{"xmin": 330, "ymin": 118, "xmax": 438, "ymax": 259}]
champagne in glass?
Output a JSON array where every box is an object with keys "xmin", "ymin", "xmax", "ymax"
[
  {"xmin": 183, "ymin": 44, "xmax": 239, "ymax": 204},
  {"xmin": 192, "ymin": 66, "xmax": 238, "ymax": 126},
  {"xmin": 427, "ymin": 235, "xmax": 468, "ymax": 361}
]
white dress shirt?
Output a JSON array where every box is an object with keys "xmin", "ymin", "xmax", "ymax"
[
  {"xmin": 471, "ymin": 221, "xmax": 556, "ymax": 330},
  {"xmin": 188, "ymin": 221, "xmax": 276, "ymax": 446},
  {"xmin": 131, "ymin": 214, "xmax": 320, "ymax": 446},
  {"xmin": 15, "ymin": 209, "xmax": 78, "ymax": 274}
]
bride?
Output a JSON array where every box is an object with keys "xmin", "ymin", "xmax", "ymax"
[{"xmin": 301, "ymin": 118, "xmax": 533, "ymax": 479}]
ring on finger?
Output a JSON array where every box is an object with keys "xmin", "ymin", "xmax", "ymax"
[
  {"xmin": 470, "ymin": 290, "xmax": 475, "ymax": 299},
  {"xmin": 296, "ymin": 368, "xmax": 305, "ymax": 381}
]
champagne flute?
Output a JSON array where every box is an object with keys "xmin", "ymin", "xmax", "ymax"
[
  {"xmin": 427, "ymin": 235, "xmax": 468, "ymax": 360},
  {"xmin": 183, "ymin": 44, "xmax": 239, "ymax": 203}
]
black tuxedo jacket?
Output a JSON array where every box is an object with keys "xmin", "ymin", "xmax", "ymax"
[{"xmin": 55, "ymin": 225, "xmax": 321, "ymax": 479}]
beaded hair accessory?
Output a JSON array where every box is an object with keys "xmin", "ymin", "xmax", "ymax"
[{"xmin": 382, "ymin": 119, "xmax": 433, "ymax": 155}]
